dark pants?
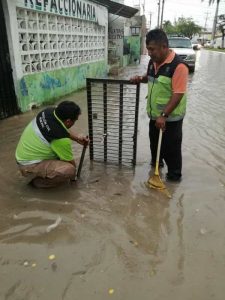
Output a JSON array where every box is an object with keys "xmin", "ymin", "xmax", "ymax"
[{"xmin": 149, "ymin": 119, "xmax": 183, "ymax": 179}]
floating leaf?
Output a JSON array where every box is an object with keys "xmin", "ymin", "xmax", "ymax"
[
  {"xmin": 48, "ymin": 254, "xmax": 56, "ymax": 260},
  {"xmin": 108, "ymin": 289, "xmax": 114, "ymax": 295}
]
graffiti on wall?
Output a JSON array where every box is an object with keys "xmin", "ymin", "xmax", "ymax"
[
  {"xmin": 40, "ymin": 75, "xmax": 62, "ymax": 89},
  {"xmin": 18, "ymin": 61, "xmax": 107, "ymax": 112},
  {"xmin": 20, "ymin": 78, "xmax": 28, "ymax": 96}
]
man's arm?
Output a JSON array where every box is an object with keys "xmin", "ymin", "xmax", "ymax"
[
  {"xmin": 155, "ymin": 93, "xmax": 184, "ymax": 129},
  {"xmin": 130, "ymin": 59, "xmax": 152, "ymax": 83},
  {"xmin": 130, "ymin": 74, "xmax": 148, "ymax": 84},
  {"xmin": 69, "ymin": 131, "xmax": 89, "ymax": 146}
]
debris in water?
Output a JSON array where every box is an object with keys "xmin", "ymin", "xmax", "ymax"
[
  {"xmin": 195, "ymin": 209, "xmax": 200, "ymax": 213},
  {"xmin": 31, "ymin": 263, "xmax": 37, "ymax": 268},
  {"xmin": 23, "ymin": 261, "xmax": 29, "ymax": 267},
  {"xmin": 200, "ymin": 228, "xmax": 207, "ymax": 235},
  {"xmin": 48, "ymin": 254, "xmax": 56, "ymax": 260},
  {"xmin": 81, "ymin": 214, "xmax": 85, "ymax": 218},
  {"xmin": 150, "ymin": 269, "xmax": 157, "ymax": 277},
  {"xmin": 129, "ymin": 240, "xmax": 138, "ymax": 246},
  {"xmin": 88, "ymin": 179, "xmax": 100, "ymax": 184},
  {"xmin": 114, "ymin": 193, "xmax": 122, "ymax": 196},
  {"xmin": 46, "ymin": 216, "xmax": 62, "ymax": 233},
  {"xmin": 108, "ymin": 288, "xmax": 114, "ymax": 295}
]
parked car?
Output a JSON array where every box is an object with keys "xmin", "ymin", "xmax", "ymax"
[
  {"xmin": 204, "ymin": 41, "xmax": 212, "ymax": 47},
  {"xmin": 168, "ymin": 36, "xmax": 196, "ymax": 72},
  {"xmin": 192, "ymin": 42, "xmax": 202, "ymax": 50}
]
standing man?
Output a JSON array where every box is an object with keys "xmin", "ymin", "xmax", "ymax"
[
  {"xmin": 15, "ymin": 101, "xmax": 89, "ymax": 188},
  {"xmin": 131, "ymin": 29, "xmax": 189, "ymax": 182}
]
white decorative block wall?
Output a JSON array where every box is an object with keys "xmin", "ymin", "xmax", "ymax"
[{"xmin": 16, "ymin": 8, "xmax": 106, "ymax": 75}]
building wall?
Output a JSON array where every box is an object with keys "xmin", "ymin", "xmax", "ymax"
[
  {"xmin": 108, "ymin": 15, "xmax": 125, "ymax": 66},
  {"xmin": 108, "ymin": 12, "xmax": 147, "ymax": 68},
  {"xmin": 19, "ymin": 60, "xmax": 106, "ymax": 111},
  {"xmin": 125, "ymin": 14, "xmax": 147, "ymax": 55},
  {"xmin": 3, "ymin": 0, "xmax": 108, "ymax": 112}
]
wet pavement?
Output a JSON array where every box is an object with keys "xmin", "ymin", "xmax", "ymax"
[{"xmin": 0, "ymin": 50, "xmax": 225, "ymax": 300}]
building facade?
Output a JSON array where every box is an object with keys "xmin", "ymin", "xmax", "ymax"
[
  {"xmin": 108, "ymin": 4, "xmax": 146, "ymax": 70},
  {"xmin": 2, "ymin": 0, "xmax": 108, "ymax": 113}
]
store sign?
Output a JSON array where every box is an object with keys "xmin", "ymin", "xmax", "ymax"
[
  {"xmin": 109, "ymin": 28, "xmax": 124, "ymax": 40},
  {"xmin": 17, "ymin": 0, "xmax": 99, "ymax": 22}
]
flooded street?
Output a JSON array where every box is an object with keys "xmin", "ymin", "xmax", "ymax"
[{"xmin": 0, "ymin": 50, "xmax": 225, "ymax": 300}]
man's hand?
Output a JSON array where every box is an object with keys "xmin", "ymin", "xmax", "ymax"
[
  {"xmin": 155, "ymin": 116, "xmax": 166, "ymax": 130},
  {"xmin": 130, "ymin": 75, "xmax": 144, "ymax": 84},
  {"xmin": 76, "ymin": 136, "xmax": 89, "ymax": 146},
  {"xmin": 69, "ymin": 132, "xmax": 89, "ymax": 146}
]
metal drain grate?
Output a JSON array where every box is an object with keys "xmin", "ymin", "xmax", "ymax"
[{"xmin": 87, "ymin": 78, "xmax": 140, "ymax": 166}]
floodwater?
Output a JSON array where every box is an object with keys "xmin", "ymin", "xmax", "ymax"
[{"xmin": 0, "ymin": 50, "xmax": 225, "ymax": 300}]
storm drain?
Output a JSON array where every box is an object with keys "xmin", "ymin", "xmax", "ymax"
[{"xmin": 86, "ymin": 78, "xmax": 140, "ymax": 166}]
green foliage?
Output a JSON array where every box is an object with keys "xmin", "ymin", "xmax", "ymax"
[
  {"xmin": 163, "ymin": 18, "xmax": 202, "ymax": 39},
  {"xmin": 175, "ymin": 18, "xmax": 202, "ymax": 39},
  {"xmin": 163, "ymin": 20, "xmax": 176, "ymax": 34}
]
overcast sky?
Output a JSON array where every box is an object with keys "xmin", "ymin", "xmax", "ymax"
[{"xmin": 125, "ymin": 0, "xmax": 225, "ymax": 30}]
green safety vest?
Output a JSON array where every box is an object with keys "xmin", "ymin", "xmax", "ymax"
[
  {"xmin": 16, "ymin": 108, "xmax": 73, "ymax": 165},
  {"xmin": 147, "ymin": 54, "xmax": 187, "ymax": 122}
]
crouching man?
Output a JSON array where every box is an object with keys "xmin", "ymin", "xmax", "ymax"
[{"xmin": 15, "ymin": 101, "xmax": 88, "ymax": 188}]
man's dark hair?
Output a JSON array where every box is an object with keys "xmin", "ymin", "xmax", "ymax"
[
  {"xmin": 55, "ymin": 101, "xmax": 81, "ymax": 121},
  {"xmin": 146, "ymin": 29, "xmax": 168, "ymax": 47}
]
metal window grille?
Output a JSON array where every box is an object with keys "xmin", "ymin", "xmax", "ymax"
[{"xmin": 87, "ymin": 78, "xmax": 140, "ymax": 166}]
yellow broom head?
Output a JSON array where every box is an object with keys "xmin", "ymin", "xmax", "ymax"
[{"xmin": 148, "ymin": 174, "xmax": 166, "ymax": 190}]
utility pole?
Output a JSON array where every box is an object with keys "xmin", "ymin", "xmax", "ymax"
[
  {"xmin": 203, "ymin": 11, "xmax": 210, "ymax": 45},
  {"xmin": 149, "ymin": 11, "xmax": 152, "ymax": 30},
  {"xmin": 157, "ymin": 0, "xmax": 161, "ymax": 28},
  {"xmin": 211, "ymin": 0, "xmax": 220, "ymax": 44},
  {"xmin": 160, "ymin": 0, "xmax": 165, "ymax": 28},
  {"xmin": 204, "ymin": 12, "xmax": 210, "ymax": 30},
  {"xmin": 143, "ymin": 0, "xmax": 146, "ymax": 15}
]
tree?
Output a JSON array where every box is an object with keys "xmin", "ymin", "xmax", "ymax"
[
  {"xmin": 163, "ymin": 20, "xmax": 176, "ymax": 34},
  {"xmin": 175, "ymin": 18, "xmax": 202, "ymax": 39},
  {"xmin": 202, "ymin": 0, "xmax": 221, "ymax": 42},
  {"xmin": 163, "ymin": 18, "xmax": 202, "ymax": 39},
  {"xmin": 218, "ymin": 15, "xmax": 225, "ymax": 48}
]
